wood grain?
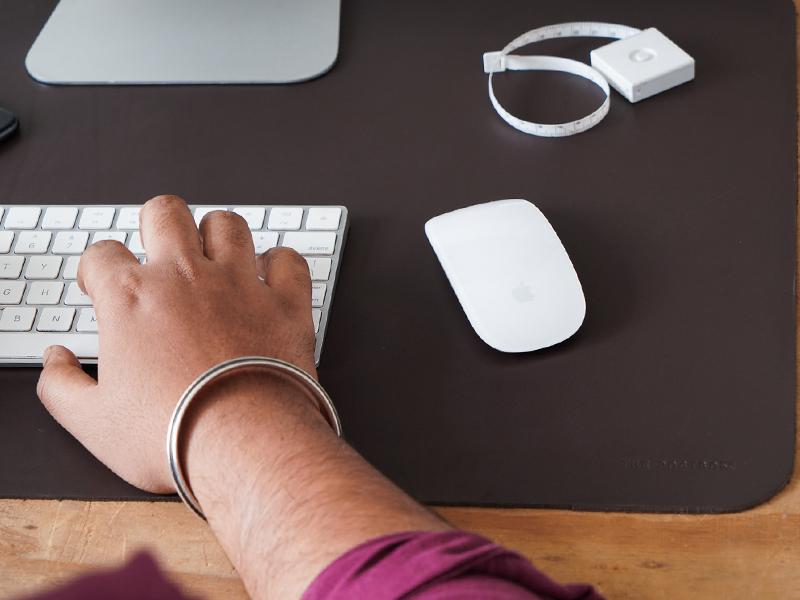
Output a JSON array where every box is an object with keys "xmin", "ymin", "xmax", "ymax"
[{"xmin": 1, "ymin": 10, "xmax": 799, "ymax": 600}]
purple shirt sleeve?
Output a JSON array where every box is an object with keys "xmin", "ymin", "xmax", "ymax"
[
  {"xmin": 20, "ymin": 531, "xmax": 604, "ymax": 600},
  {"xmin": 19, "ymin": 552, "xmax": 194, "ymax": 600},
  {"xmin": 302, "ymin": 531, "xmax": 605, "ymax": 600}
]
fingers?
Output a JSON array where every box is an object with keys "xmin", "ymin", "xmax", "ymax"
[
  {"xmin": 77, "ymin": 240, "xmax": 140, "ymax": 300},
  {"xmin": 139, "ymin": 195, "xmax": 203, "ymax": 263},
  {"xmin": 256, "ymin": 247, "xmax": 312, "ymax": 306},
  {"xmin": 37, "ymin": 346, "xmax": 97, "ymax": 426},
  {"xmin": 199, "ymin": 210, "xmax": 255, "ymax": 269}
]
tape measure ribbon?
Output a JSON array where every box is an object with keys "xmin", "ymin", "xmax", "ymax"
[{"xmin": 483, "ymin": 22, "xmax": 641, "ymax": 137}]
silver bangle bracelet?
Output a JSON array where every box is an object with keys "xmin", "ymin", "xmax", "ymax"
[{"xmin": 166, "ymin": 356, "xmax": 343, "ymax": 520}]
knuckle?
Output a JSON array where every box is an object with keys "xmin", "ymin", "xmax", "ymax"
[
  {"xmin": 171, "ymin": 255, "xmax": 202, "ymax": 282},
  {"xmin": 291, "ymin": 268, "xmax": 311, "ymax": 289},
  {"xmin": 115, "ymin": 267, "xmax": 143, "ymax": 298},
  {"xmin": 79, "ymin": 244, "xmax": 138, "ymax": 296},
  {"xmin": 274, "ymin": 246, "xmax": 307, "ymax": 268}
]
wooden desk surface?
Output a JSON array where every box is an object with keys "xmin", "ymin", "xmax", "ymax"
[{"xmin": 1, "ymin": 13, "xmax": 798, "ymax": 600}]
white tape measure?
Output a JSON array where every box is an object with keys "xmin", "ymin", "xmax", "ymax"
[{"xmin": 483, "ymin": 22, "xmax": 696, "ymax": 137}]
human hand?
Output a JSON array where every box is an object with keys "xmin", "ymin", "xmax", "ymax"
[{"xmin": 35, "ymin": 195, "xmax": 318, "ymax": 493}]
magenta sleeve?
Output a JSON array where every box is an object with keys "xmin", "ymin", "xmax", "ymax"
[
  {"xmin": 17, "ymin": 552, "xmax": 194, "ymax": 600},
  {"xmin": 302, "ymin": 531, "xmax": 605, "ymax": 600},
  {"xmin": 18, "ymin": 533, "xmax": 603, "ymax": 600}
]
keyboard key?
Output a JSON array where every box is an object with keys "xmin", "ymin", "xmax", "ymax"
[
  {"xmin": 78, "ymin": 207, "xmax": 115, "ymax": 229},
  {"xmin": 252, "ymin": 232, "xmax": 279, "ymax": 254},
  {"xmin": 64, "ymin": 282, "xmax": 92, "ymax": 306},
  {"xmin": 268, "ymin": 207, "xmax": 303, "ymax": 231},
  {"xmin": 0, "ymin": 231, "xmax": 13, "ymax": 253},
  {"xmin": 0, "ymin": 256, "xmax": 25, "ymax": 279},
  {"xmin": 63, "ymin": 256, "xmax": 81, "ymax": 280},
  {"xmin": 311, "ymin": 283, "xmax": 327, "ymax": 307},
  {"xmin": 194, "ymin": 207, "xmax": 226, "ymax": 225},
  {"xmin": 305, "ymin": 207, "xmax": 341, "ymax": 230},
  {"xmin": 4, "ymin": 207, "xmax": 41, "ymax": 229},
  {"xmin": 0, "ymin": 307, "xmax": 36, "ymax": 331},
  {"xmin": 52, "ymin": 231, "xmax": 89, "ymax": 254},
  {"xmin": 76, "ymin": 308, "xmax": 98, "ymax": 332},
  {"xmin": 233, "ymin": 207, "xmax": 266, "ymax": 230},
  {"xmin": 91, "ymin": 231, "xmax": 127, "ymax": 245},
  {"xmin": 25, "ymin": 256, "xmax": 62, "ymax": 280},
  {"xmin": 128, "ymin": 231, "xmax": 145, "ymax": 254},
  {"xmin": 305, "ymin": 257, "xmax": 332, "ymax": 281},
  {"xmin": 312, "ymin": 309, "xmax": 321, "ymax": 333},
  {"xmin": 42, "ymin": 207, "xmax": 79, "ymax": 229},
  {"xmin": 37, "ymin": 307, "xmax": 75, "ymax": 332},
  {"xmin": 282, "ymin": 232, "xmax": 336, "ymax": 255},
  {"xmin": 0, "ymin": 281, "xmax": 25, "ymax": 304},
  {"xmin": 26, "ymin": 281, "xmax": 64, "ymax": 305},
  {"xmin": 0, "ymin": 332, "xmax": 98, "ymax": 360},
  {"xmin": 116, "ymin": 207, "xmax": 141, "ymax": 229},
  {"xmin": 14, "ymin": 231, "xmax": 52, "ymax": 254}
]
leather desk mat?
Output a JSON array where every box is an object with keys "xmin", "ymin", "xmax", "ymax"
[{"xmin": 0, "ymin": 0, "xmax": 795, "ymax": 512}]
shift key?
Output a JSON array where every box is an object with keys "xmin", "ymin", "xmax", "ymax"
[{"xmin": 282, "ymin": 232, "xmax": 336, "ymax": 256}]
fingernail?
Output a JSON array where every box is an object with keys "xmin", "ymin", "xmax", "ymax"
[{"xmin": 42, "ymin": 346, "xmax": 53, "ymax": 366}]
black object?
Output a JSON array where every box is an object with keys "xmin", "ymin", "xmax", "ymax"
[
  {"xmin": 0, "ymin": 106, "xmax": 17, "ymax": 142},
  {"xmin": 0, "ymin": 0, "xmax": 795, "ymax": 512}
]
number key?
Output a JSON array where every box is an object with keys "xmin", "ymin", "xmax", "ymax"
[
  {"xmin": 4, "ymin": 207, "xmax": 41, "ymax": 229},
  {"xmin": 268, "ymin": 207, "xmax": 303, "ymax": 231},
  {"xmin": 78, "ymin": 207, "xmax": 115, "ymax": 230}
]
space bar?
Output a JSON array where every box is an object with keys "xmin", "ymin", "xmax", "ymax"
[{"xmin": 0, "ymin": 334, "xmax": 98, "ymax": 360}]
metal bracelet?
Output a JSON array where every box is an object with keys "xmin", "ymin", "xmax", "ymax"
[{"xmin": 166, "ymin": 356, "xmax": 343, "ymax": 520}]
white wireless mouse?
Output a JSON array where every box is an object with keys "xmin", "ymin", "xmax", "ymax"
[{"xmin": 425, "ymin": 199, "xmax": 585, "ymax": 352}]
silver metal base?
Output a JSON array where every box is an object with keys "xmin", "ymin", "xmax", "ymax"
[{"xmin": 26, "ymin": 0, "xmax": 340, "ymax": 85}]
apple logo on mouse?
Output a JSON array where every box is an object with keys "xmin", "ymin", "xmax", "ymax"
[{"xmin": 512, "ymin": 282, "xmax": 535, "ymax": 303}]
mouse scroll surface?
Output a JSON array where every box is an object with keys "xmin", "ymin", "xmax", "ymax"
[{"xmin": 425, "ymin": 199, "xmax": 585, "ymax": 352}]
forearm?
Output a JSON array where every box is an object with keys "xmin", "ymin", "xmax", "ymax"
[{"xmin": 183, "ymin": 372, "xmax": 449, "ymax": 599}]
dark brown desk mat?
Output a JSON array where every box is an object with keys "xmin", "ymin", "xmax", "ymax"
[{"xmin": 0, "ymin": 0, "xmax": 795, "ymax": 512}]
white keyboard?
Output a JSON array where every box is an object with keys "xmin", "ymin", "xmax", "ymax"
[{"xmin": 0, "ymin": 204, "xmax": 348, "ymax": 365}]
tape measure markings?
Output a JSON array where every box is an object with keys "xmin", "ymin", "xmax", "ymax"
[{"xmin": 484, "ymin": 22, "xmax": 641, "ymax": 137}]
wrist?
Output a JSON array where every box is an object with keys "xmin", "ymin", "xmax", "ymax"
[
  {"xmin": 168, "ymin": 365, "xmax": 450, "ymax": 599},
  {"xmin": 179, "ymin": 368, "xmax": 332, "ymax": 519}
]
